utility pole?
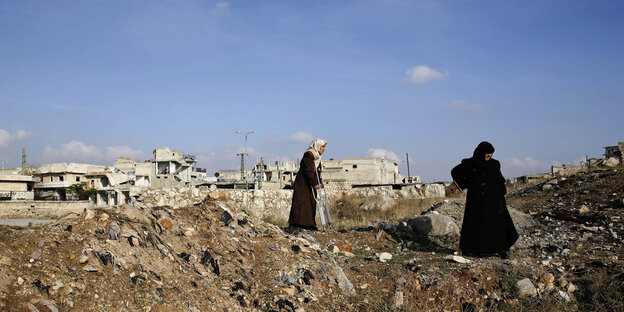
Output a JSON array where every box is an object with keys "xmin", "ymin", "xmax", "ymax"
[
  {"xmin": 406, "ymin": 152, "xmax": 411, "ymax": 183},
  {"xmin": 235, "ymin": 130, "xmax": 255, "ymax": 189},
  {"xmin": 236, "ymin": 153, "xmax": 245, "ymax": 182},
  {"xmin": 22, "ymin": 148, "xmax": 26, "ymax": 174}
]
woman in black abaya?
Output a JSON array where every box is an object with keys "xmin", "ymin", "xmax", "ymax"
[{"xmin": 451, "ymin": 141, "xmax": 518, "ymax": 258}]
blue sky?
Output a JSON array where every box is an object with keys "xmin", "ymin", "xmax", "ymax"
[{"xmin": 1, "ymin": 0, "xmax": 623, "ymax": 181}]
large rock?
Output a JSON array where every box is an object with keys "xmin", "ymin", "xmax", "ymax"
[
  {"xmin": 423, "ymin": 183, "xmax": 446, "ymax": 197},
  {"xmin": 605, "ymin": 157, "xmax": 620, "ymax": 167},
  {"xmin": 406, "ymin": 213, "xmax": 460, "ymax": 237},
  {"xmin": 516, "ymin": 278, "xmax": 537, "ymax": 297}
]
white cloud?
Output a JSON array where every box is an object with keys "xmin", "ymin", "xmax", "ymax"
[
  {"xmin": 269, "ymin": 131, "xmax": 315, "ymax": 145},
  {"xmin": 42, "ymin": 141, "xmax": 146, "ymax": 164},
  {"xmin": 367, "ymin": 148, "xmax": 401, "ymax": 162},
  {"xmin": 508, "ymin": 156, "xmax": 543, "ymax": 168},
  {"xmin": 0, "ymin": 129, "xmax": 36, "ymax": 147},
  {"xmin": 450, "ymin": 100, "xmax": 482, "ymax": 111},
  {"xmin": 502, "ymin": 156, "xmax": 553, "ymax": 177},
  {"xmin": 403, "ymin": 65, "xmax": 449, "ymax": 85},
  {"xmin": 213, "ymin": 1, "xmax": 230, "ymax": 13},
  {"xmin": 286, "ymin": 131, "xmax": 314, "ymax": 144}
]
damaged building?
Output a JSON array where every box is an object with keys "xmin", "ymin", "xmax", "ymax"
[
  {"xmin": 322, "ymin": 157, "xmax": 408, "ymax": 185},
  {"xmin": 0, "ymin": 172, "xmax": 35, "ymax": 201},
  {"xmin": 151, "ymin": 147, "xmax": 206, "ymax": 188},
  {"xmin": 252, "ymin": 158, "xmax": 298, "ymax": 189},
  {"xmin": 34, "ymin": 163, "xmax": 107, "ymax": 200},
  {"xmin": 604, "ymin": 142, "xmax": 624, "ymax": 161},
  {"xmin": 31, "ymin": 147, "xmax": 208, "ymax": 206},
  {"xmin": 218, "ymin": 157, "xmax": 416, "ymax": 189}
]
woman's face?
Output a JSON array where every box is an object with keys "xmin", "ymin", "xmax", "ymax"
[
  {"xmin": 319, "ymin": 145, "xmax": 326, "ymax": 155},
  {"xmin": 485, "ymin": 153, "xmax": 493, "ymax": 161}
]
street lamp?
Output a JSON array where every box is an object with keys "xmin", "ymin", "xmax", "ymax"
[{"xmin": 235, "ymin": 130, "xmax": 255, "ymax": 186}]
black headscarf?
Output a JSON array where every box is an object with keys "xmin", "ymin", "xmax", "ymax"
[{"xmin": 472, "ymin": 141, "xmax": 495, "ymax": 162}]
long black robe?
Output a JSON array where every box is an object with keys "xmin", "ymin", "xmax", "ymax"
[
  {"xmin": 288, "ymin": 151, "xmax": 321, "ymax": 228},
  {"xmin": 451, "ymin": 142, "xmax": 518, "ymax": 256}
]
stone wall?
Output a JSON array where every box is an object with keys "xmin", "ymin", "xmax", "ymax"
[
  {"xmin": 135, "ymin": 183, "xmax": 447, "ymax": 224},
  {"xmin": 0, "ymin": 201, "xmax": 91, "ymax": 218}
]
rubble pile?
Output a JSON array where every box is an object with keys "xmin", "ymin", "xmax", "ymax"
[
  {"xmin": 0, "ymin": 167, "xmax": 622, "ymax": 311},
  {"xmin": 0, "ymin": 198, "xmax": 365, "ymax": 311}
]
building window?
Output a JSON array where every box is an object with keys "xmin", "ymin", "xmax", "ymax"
[
  {"xmin": 50, "ymin": 177, "xmax": 53, "ymax": 182},
  {"xmin": 59, "ymin": 176, "xmax": 64, "ymax": 182},
  {"xmin": 353, "ymin": 165, "xmax": 358, "ymax": 169},
  {"xmin": 76, "ymin": 177, "xmax": 80, "ymax": 182}
]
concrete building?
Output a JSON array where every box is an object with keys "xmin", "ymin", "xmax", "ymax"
[
  {"xmin": 34, "ymin": 163, "xmax": 107, "ymax": 200},
  {"xmin": 151, "ymin": 147, "xmax": 204, "ymax": 187},
  {"xmin": 220, "ymin": 157, "xmax": 415, "ymax": 189},
  {"xmin": 0, "ymin": 173, "xmax": 35, "ymax": 201},
  {"xmin": 84, "ymin": 169, "xmax": 133, "ymax": 206},
  {"xmin": 252, "ymin": 158, "xmax": 298, "ymax": 189},
  {"xmin": 323, "ymin": 157, "xmax": 402, "ymax": 185},
  {"xmin": 604, "ymin": 142, "xmax": 624, "ymax": 161}
]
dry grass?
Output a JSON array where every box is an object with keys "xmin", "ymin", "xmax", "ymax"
[
  {"xmin": 262, "ymin": 213, "xmax": 288, "ymax": 227},
  {"xmin": 329, "ymin": 194, "xmax": 443, "ymax": 229},
  {"xmin": 575, "ymin": 270, "xmax": 624, "ymax": 312}
]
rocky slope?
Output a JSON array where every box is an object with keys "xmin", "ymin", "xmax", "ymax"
[{"xmin": 0, "ymin": 167, "xmax": 622, "ymax": 311}]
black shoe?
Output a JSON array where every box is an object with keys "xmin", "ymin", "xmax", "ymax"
[{"xmin": 499, "ymin": 252, "xmax": 510, "ymax": 259}]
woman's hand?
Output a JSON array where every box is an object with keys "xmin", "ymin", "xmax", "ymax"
[{"xmin": 314, "ymin": 184, "xmax": 323, "ymax": 190}]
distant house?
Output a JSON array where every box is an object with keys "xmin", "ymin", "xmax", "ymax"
[
  {"xmin": 251, "ymin": 159, "xmax": 298, "ymax": 189},
  {"xmin": 220, "ymin": 156, "xmax": 415, "ymax": 189},
  {"xmin": 323, "ymin": 157, "xmax": 403, "ymax": 185},
  {"xmin": 604, "ymin": 142, "xmax": 624, "ymax": 160},
  {"xmin": 34, "ymin": 163, "xmax": 107, "ymax": 200},
  {"xmin": 151, "ymin": 147, "xmax": 205, "ymax": 187},
  {"xmin": 0, "ymin": 173, "xmax": 35, "ymax": 201}
]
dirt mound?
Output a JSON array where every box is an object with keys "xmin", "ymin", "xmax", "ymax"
[{"xmin": 0, "ymin": 167, "xmax": 622, "ymax": 311}]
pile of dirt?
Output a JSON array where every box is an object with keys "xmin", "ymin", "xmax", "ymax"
[{"xmin": 0, "ymin": 167, "xmax": 622, "ymax": 311}]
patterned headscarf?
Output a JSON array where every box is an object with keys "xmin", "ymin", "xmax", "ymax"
[{"xmin": 306, "ymin": 138, "xmax": 327, "ymax": 168}]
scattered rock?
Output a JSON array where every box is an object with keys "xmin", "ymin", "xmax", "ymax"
[
  {"xmin": 130, "ymin": 236, "xmax": 140, "ymax": 247},
  {"xmin": 579, "ymin": 205, "xmax": 590, "ymax": 214},
  {"xmin": 406, "ymin": 213, "xmax": 460, "ymax": 237},
  {"xmin": 331, "ymin": 242, "xmax": 352, "ymax": 252},
  {"xmin": 332, "ymin": 262, "xmax": 355, "ymax": 295},
  {"xmin": 83, "ymin": 266, "xmax": 101, "ymax": 272},
  {"xmin": 30, "ymin": 249, "xmax": 42, "ymax": 261},
  {"xmin": 516, "ymin": 278, "xmax": 537, "ymax": 297},
  {"xmin": 540, "ymin": 273, "xmax": 555, "ymax": 284},
  {"xmin": 558, "ymin": 290, "xmax": 571, "ymax": 302},
  {"xmin": 78, "ymin": 255, "xmax": 89, "ymax": 264},
  {"xmin": 445, "ymin": 255, "xmax": 471, "ymax": 264},
  {"xmin": 84, "ymin": 209, "xmax": 95, "ymax": 220},
  {"xmin": 182, "ymin": 227, "xmax": 195, "ymax": 236},
  {"xmin": 393, "ymin": 290, "xmax": 404, "ymax": 309},
  {"xmin": 0, "ymin": 256, "xmax": 11, "ymax": 266},
  {"xmin": 379, "ymin": 252, "xmax": 392, "ymax": 262},
  {"xmin": 161, "ymin": 219, "xmax": 173, "ymax": 230}
]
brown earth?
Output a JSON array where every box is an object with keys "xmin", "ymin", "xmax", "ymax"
[{"xmin": 0, "ymin": 167, "xmax": 622, "ymax": 311}]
